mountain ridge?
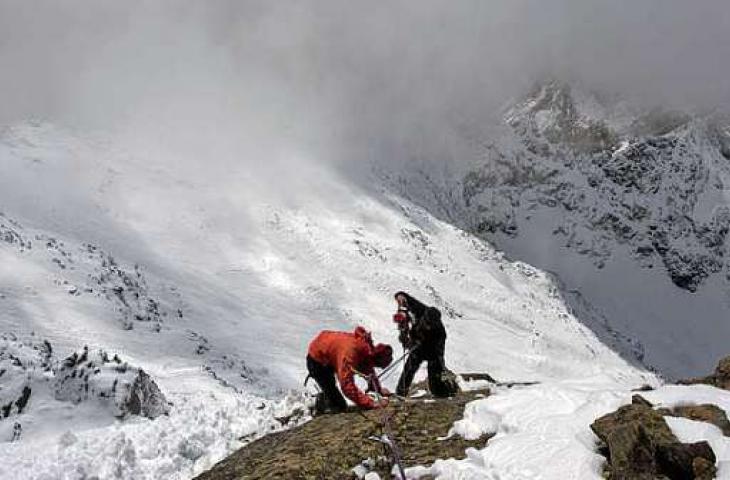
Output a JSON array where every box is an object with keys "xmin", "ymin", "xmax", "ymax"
[{"xmin": 387, "ymin": 80, "xmax": 730, "ymax": 379}]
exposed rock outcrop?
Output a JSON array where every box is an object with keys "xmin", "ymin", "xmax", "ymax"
[
  {"xmin": 679, "ymin": 355, "xmax": 730, "ymax": 390},
  {"xmin": 54, "ymin": 347, "xmax": 170, "ymax": 419},
  {"xmin": 195, "ymin": 382, "xmax": 492, "ymax": 480},
  {"xmin": 591, "ymin": 395, "xmax": 717, "ymax": 480}
]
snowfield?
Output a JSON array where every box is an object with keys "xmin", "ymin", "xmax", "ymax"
[{"xmin": 1, "ymin": 121, "xmax": 729, "ymax": 479}]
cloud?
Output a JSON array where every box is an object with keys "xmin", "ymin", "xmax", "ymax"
[{"xmin": 1, "ymin": 0, "xmax": 728, "ymax": 174}]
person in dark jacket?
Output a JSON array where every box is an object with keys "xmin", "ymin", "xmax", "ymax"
[
  {"xmin": 392, "ymin": 291, "xmax": 459, "ymax": 398},
  {"xmin": 307, "ymin": 326, "xmax": 393, "ymax": 414}
]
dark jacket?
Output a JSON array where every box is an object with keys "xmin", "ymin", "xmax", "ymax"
[{"xmin": 394, "ymin": 292, "xmax": 446, "ymax": 359}]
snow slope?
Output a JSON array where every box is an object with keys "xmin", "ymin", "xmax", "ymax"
[{"xmin": 0, "ymin": 121, "xmax": 665, "ymax": 479}]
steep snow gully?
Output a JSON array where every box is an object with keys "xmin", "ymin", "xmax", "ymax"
[{"xmin": 2, "ymin": 94, "xmax": 730, "ymax": 479}]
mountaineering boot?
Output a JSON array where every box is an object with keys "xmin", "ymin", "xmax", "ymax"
[
  {"xmin": 313, "ymin": 392, "xmax": 347, "ymax": 415},
  {"xmin": 314, "ymin": 392, "xmax": 328, "ymax": 415}
]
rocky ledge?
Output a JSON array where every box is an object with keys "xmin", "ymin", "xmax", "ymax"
[
  {"xmin": 195, "ymin": 377, "xmax": 492, "ymax": 480},
  {"xmin": 592, "ymin": 395, "xmax": 721, "ymax": 480}
]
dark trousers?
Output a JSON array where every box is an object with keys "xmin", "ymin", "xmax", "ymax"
[
  {"xmin": 306, "ymin": 355, "xmax": 347, "ymax": 413},
  {"xmin": 396, "ymin": 340, "xmax": 456, "ymax": 398}
]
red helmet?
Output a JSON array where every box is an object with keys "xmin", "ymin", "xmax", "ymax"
[{"xmin": 373, "ymin": 343, "xmax": 393, "ymax": 368}]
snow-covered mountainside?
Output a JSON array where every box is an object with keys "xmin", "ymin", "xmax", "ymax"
[
  {"xmin": 0, "ymin": 122, "xmax": 660, "ymax": 479},
  {"xmin": 395, "ymin": 82, "xmax": 730, "ymax": 380}
]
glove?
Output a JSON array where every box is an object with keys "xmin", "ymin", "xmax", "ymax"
[
  {"xmin": 393, "ymin": 312, "xmax": 408, "ymax": 324},
  {"xmin": 377, "ymin": 397, "xmax": 390, "ymax": 408}
]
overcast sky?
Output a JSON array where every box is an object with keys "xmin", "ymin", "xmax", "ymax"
[{"xmin": 1, "ymin": 1, "xmax": 729, "ymax": 172}]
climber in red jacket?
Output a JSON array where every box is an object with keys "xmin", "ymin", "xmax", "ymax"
[{"xmin": 307, "ymin": 326, "xmax": 393, "ymax": 413}]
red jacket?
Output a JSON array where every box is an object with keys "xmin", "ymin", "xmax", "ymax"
[{"xmin": 308, "ymin": 326, "xmax": 383, "ymax": 409}]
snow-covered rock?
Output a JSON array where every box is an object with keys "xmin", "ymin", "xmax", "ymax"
[
  {"xmin": 1, "ymin": 334, "xmax": 170, "ymax": 426},
  {"xmin": 468, "ymin": 81, "xmax": 730, "ymax": 294},
  {"xmin": 54, "ymin": 346, "xmax": 170, "ymax": 419},
  {"xmin": 0, "ymin": 211, "xmax": 182, "ymax": 333},
  {"xmin": 0, "ymin": 334, "xmax": 50, "ymax": 424}
]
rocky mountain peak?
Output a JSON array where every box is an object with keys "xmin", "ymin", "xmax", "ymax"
[
  {"xmin": 396, "ymin": 79, "xmax": 730, "ymax": 374},
  {"xmin": 462, "ymin": 80, "xmax": 730, "ymax": 294},
  {"xmin": 505, "ymin": 81, "xmax": 619, "ymax": 154}
]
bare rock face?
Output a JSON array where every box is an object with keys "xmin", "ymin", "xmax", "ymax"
[
  {"xmin": 715, "ymin": 356, "xmax": 730, "ymax": 390},
  {"xmin": 655, "ymin": 442, "xmax": 716, "ymax": 480},
  {"xmin": 121, "ymin": 369, "xmax": 170, "ymax": 418},
  {"xmin": 693, "ymin": 457, "xmax": 717, "ymax": 480},
  {"xmin": 591, "ymin": 398, "xmax": 677, "ymax": 447},
  {"xmin": 603, "ymin": 422, "xmax": 658, "ymax": 479},
  {"xmin": 591, "ymin": 397, "xmax": 717, "ymax": 480}
]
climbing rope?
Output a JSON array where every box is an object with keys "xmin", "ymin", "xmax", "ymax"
[
  {"xmin": 377, "ymin": 343, "xmax": 419, "ymax": 384},
  {"xmin": 377, "ymin": 357, "xmax": 406, "ymax": 384},
  {"xmin": 360, "ymin": 348, "xmax": 425, "ymax": 479},
  {"xmin": 377, "ymin": 349, "xmax": 409, "ymax": 380},
  {"xmin": 368, "ymin": 389, "xmax": 408, "ymax": 479}
]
